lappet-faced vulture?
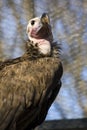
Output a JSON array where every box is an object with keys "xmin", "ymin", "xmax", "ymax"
[{"xmin": 0, "ymin": 13, "xmax": 63, "ymax": 130}]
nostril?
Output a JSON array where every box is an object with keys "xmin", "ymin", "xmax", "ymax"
[{"xmin": 31, "ymin": 20, "xmax": 35, "ymax": 25}]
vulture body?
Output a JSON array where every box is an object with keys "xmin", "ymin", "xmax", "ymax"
[{"xmin": 0, "ymin": 13, "xmax": 63, "ymax": 130}]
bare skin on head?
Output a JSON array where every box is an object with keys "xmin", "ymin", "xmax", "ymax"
[{"xmin": 26, "ymin": 13, "xmax": 53, "ymax": 55}]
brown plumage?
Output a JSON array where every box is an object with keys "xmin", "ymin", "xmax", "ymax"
[{"xmin": 0, "ymin": 13, "xmax": 63, "ymax": 130}]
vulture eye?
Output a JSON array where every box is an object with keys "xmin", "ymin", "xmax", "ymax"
[{"xmin": 31, "ymin": 20, "xmax": 35, "ymax": 25}]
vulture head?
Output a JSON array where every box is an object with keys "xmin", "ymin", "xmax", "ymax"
[{"xmin": 26, "ymin": 13, "xmax": 53, "ymax": 56}]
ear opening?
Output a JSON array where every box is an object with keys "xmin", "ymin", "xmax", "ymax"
[{"xmin": 41, "ymin": 13, "xmax": 50, "ymax": 24}]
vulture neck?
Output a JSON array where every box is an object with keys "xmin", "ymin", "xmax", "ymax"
[
  {"xmin": 24, "ymin": 40, "xmax": 61, "ymax": 59},
  {"xmin": 0, "ymin": 40, "xmax": 61, "ymax": 70}
]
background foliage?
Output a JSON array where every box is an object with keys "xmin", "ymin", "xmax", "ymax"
[{"xmin": 0, "ymin": 0, "xmax": 87, "ymax": 120}]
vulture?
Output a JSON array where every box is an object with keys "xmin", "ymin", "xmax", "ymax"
[{"xmin": 0, "ymin": 13, "xmax": 63, "ymax": 130}]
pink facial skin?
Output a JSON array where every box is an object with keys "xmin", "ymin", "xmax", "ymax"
[{"xmin": 27, "ymin": 17, "xmax": 53, "ymax": 55}]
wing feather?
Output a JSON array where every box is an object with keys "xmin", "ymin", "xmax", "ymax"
[{"xmin": 0, "ymin": 42, "xmax": 63, "ymax": 130}]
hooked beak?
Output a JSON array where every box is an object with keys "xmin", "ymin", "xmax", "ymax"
[
  {"xmin": 41, "ymin": 13, "xmax": 50, "ymax": 25},
  {"xmin": 35, "ymin": 13, "xmax": 51, "ymax": 39},
  {"xmin": 36, "ymin": 13, "xmax": 50, "ymax": 33}
]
